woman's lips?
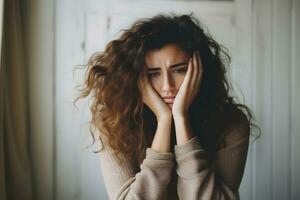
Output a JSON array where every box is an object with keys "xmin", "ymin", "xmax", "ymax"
[{"xmin": 163, "ymin": 98, "xmax": 174, "ymax": 104}]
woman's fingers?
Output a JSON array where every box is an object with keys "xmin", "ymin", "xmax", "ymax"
[
  {"xmin": 195, "ymin": 51, "xmax": 203, "ymax": 91},
  {"xmin": 138, "ymin": 72, "xmax": 171, "ymax": 118},
  {"xmin": 181, "ymin": 57, "xmax": 193, "ymax": 90},
  {"xmin": 191, "ymin": 51, "xmax": 198, "ymax": 92},
  {"xmin": 138, "ymin": 73, "xmax": 152, "ymax": 103}
]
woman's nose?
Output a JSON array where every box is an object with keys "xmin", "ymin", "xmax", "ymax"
[{"xmin": 162, "ymin": 73, "xmax": 175, "ymax": 93}]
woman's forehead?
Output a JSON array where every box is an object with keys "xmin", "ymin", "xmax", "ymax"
[{"xmin": 145, "ymin": 44, "xmax": 189, "ymax": 68}]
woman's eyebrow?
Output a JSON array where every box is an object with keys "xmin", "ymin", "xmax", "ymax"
[{"xmin": 147, "ymin": 62, "xmax": 188, "ymax": 72}]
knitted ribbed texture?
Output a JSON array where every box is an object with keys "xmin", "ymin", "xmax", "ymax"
[{"xmin": 99, "ymin": 122, "xmax": 250, "ymax": 200}]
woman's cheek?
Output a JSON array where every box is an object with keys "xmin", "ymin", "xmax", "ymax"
[
  {"xmin": 149, "ymin": 78, "xmax": 160, "ymax": 92},
  {"xmin": 174, "ymin": 76, "xmax": 185, "ymax": 90}
]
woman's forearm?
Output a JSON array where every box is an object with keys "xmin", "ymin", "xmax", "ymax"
[
  {"xmin": 173, "ymin": 114, "xmax": 195, "ymax": 145},
  {"xmin": 151, "ymin": 115, "xmax": 172, "ymax": 152}
]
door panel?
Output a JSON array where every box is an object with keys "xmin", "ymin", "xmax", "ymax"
[{"xmin": 55, "ymin": 1, "xmax": 253, "ymax": 199}]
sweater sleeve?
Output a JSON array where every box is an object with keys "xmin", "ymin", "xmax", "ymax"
[
  {"xmin": 98, "ymin": 133, "xmax": 175, "ymax": 200},
  {"xmin": 174, "ymin": 122, "xmax": 250, "ymax": 200}
]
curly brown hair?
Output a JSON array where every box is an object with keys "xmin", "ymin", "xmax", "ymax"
[{"xmin": 75, "ymin": 13, "xmax": 260, "ymax": 166}]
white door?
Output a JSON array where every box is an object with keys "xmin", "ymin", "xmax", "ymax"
[{"xmin": 55, "ymin": 0, "xmax": 253, "ymax": 199}]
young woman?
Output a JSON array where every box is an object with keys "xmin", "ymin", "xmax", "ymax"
[{"xmin": 77, "ymin": 14, "xmax": 258, "ymax": 200}]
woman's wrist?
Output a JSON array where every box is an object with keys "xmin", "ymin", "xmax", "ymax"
[
  {"xmin": 151, "ymin": 114, "xmax": 172, "ymax": 152},
  {"xmin": 173, "ymin": 112, "xmax": 188, "ymax": 121},
  {"xmin": 157, "ymin": 112, "xmax": 172, "ymax": 122},
  {"xmin": 173, "ymin": 113, "xmax": 195, "ymax": 145}
]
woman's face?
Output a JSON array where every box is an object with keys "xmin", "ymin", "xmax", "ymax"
[{"xmin": 145, "ymin": 44, "xmax": 190, "ymax": 107}]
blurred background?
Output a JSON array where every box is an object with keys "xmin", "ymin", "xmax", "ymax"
[{"xmin": 0, "ymin": 0, "xmax": 299, "ymax": 200}]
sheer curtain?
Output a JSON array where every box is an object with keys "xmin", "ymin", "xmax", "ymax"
[{"xmin": 0, "ymin": 0, "xmax": 34, "ymax": 199}]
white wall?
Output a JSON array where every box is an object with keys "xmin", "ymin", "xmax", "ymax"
[
  {"xmin": 252, "ymin": 0, "xmax": 300, "ymax": 199},
  {"xmin": 53, "ymin": 0, "xmax": 300, "ymax": 199}
]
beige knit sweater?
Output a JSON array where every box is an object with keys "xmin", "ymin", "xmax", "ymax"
[{"xmin": 98, "ymin": 122, "xmax": 250, "ymax": 200}]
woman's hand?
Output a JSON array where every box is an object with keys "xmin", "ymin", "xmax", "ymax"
[
  {"xmin": 138, "ymin": 71, "xmax": 172, "ymax": 121},
  {"xmin": 172, "ymin": 50, "xmax": 203, "ymax": 118}
]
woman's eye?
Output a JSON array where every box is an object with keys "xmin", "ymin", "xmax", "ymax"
[
  {"xmin": 173, "ymin": 68, "xmax": 187, "ymax": 74},
  {"xmin": 147, "ymin": 72, "xmax": 160, "ymax": 78}
]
